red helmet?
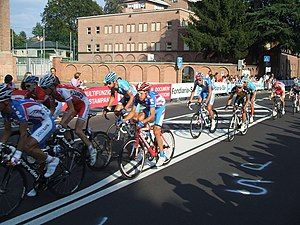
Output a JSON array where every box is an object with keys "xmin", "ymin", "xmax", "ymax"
[
  {"xmin": 136, "ymin": 82, "xmax": 151, "ymax": 91},
  {"xmin": 195, "ymin": 72, "xmax": 204, "ymax": 80}
]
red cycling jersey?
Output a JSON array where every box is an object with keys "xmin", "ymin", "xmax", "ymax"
[
  {"xmin": 26, "ymin": 86, "xmax": 47, "ymax": 102},
  {"xmin": 273, "ymin": 81, "xmax": 285, "ymax": 95},
  {"xmin": 11, "ymin": 89, "xmax": 28, "ymax": 100}
]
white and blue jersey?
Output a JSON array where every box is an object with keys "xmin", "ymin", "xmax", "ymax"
[
  {"xmin": 2, "ymin": 99, "xmax": 56, "ymax": 144},
  {"xmin": 193, "ymin": 78, "xmax": 215, "ymax": 105},
  {"xmin": 134, "ymin": 91, "xmax": 166, "ymax": 126},
  {"xmin": 247, "ymin": 82, "xmax": 257, "ymax": 94},
  {"xmin": 113, "ymin": 79, "xmax": 137, "ymax": 105}
]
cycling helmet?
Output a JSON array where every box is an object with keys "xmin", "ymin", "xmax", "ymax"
[
  {"xmin": 136, "ymin": 82, "xmax": 151, "ymax": 91},
  {"xmin": 296, "ymin": 80, "xmax": 300, "ymax": 87},
  {"xmin": 241, "ymin": 76, "xmax": 249, "ymax": 83},
  {"xmin": 195, "ymin": 72, "xmax": 204, "ymax": 80},
  {"xmin": 235, "ymin": 80, "xmax": 243, "ymax": 87},
  {"xmin": 40, "ymin": 74, "xmax": 57, "ymax": 88},
  {"xmin": 23, "ymin": 75, "xmax": 39, "ymax": 84},
  {"xmin": 0, "ymin": 83, "xmax": 13, "ymax": 102},
  {"xmin": 103, "ymin": 71, "xmax": 117, "ymax": 84}
]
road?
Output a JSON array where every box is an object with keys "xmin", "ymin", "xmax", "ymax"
[{"xmin": 1, "ymin": 92, "xmax": 300, "ymax": 225}]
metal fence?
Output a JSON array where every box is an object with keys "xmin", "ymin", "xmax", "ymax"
[{"xmin": 16, "ymin": 58, "xmax": 52, "ymax": 81}]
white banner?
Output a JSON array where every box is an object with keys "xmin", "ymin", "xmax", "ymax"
[
  {"xmin": 213, "ymin": 82, "xmax": 228, "ymax": 94},
  {"xmin": 171, "ymin": 83, "xmax": 194, "ymax": 99}
]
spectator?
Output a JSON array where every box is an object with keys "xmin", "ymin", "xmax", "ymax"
[
  {"xmin": 4, "ymin": 74, "xmax": 16, "ymax": 90},
  {"xmin": 21, "ymin": 71, "xmax": 33, "ymax": 90},
  {"xmin": 70, "ymin": 72, "xmax": 86, "ymax": 89},
  {"xmin": 50, "ymin": 67, "xmax": 61, "ymax": 84}
]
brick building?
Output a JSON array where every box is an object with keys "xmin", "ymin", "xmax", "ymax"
[
  {"xmin": 0, "ymin": 0, "xmax": 16, "ymax": 81},
  {"xmin": 77, "ymin": 0, "xmax": 197, "ymax": 63}
]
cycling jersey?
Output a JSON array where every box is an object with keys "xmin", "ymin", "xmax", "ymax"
[
  {"xmin": 134, "ymin": 91, "xmax": 165, "ymax": 126},
  {"xmin": 52, "ymin": 84, "xmax": 90, "ymax": 120},
  {"xmin": 11, "ymin": 89, "xmax": 27, "ymax": 100},
  {"xmin": 1, "ymin": 99, "xmax": 55, "ymax": 144},
  {"xmin": 26, "ymin": 86, "xmax": 47, "ymax": 102},
  {"xmin": 291, "ymin": 85, "xmax": 300, "ymax": 95},
  {"xmin": 193, "ymin": 78, "xmax": 215, "ymax": 105},
  {"xmin": 273, "ymin": 81, "xmax": 285, "ymax": 95},
  {"xmin": 247, "ymin": 82, "xmax": 257, "ymax": 93}
]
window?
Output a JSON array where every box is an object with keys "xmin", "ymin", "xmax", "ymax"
[
  {"xmin": 131, "ymin": 24, "xmax": 135, "ymax": 33},
  {"xmin": 127, "ymin": 24, "xmax": 135, "ymax": 33},
  {"xmin": 87, "ymin": 27, "xmax": 91, "ymax": 35},
  {"xmin": 104, "ymin": 26, "xmax": 108, "ymax": 34},
  {"xmin": 87, "ymin": 44, "xmax": 91, "ymax": 52},
  {"xmin": 139, "ymin": 23, "xmax": 143, "ymax": 32},
  {"xmin": 143, "ymin": 42, "xmax": 148, "ymax": 51},
  {"xmin": 138, "ymin": 43, "xmax": 143, "ymax": 51},
  {"xmin": 108, "ymin": 43, "xmax": 112, "ymax": 52},
  {"xmin": 115, "ymin": 25, "xmax": 119, "ymax": 33},
  {"xmin": 143, "ymin": 23, "xmax": 148, "ymax": 32},
  {"xmin": 127, "ymin": 24, "xmax": 131, "ymax": 33},
  {"xmin": 172, "ymin": 0, "xmax": 178, "ymax": 3},
  {"xmin": 95, "ymin": 44, "xmax": 100, "ymax": 52},
  {"xmin": 119, "ymin": 43, "xmax": 124, "ymax": 51},
  {"xmin": 115, "ymin": 43, "xmax": 119, "ymax": 51},
  {"xmin": 108, "ymin": 26, "xmax": 112, "ymax": 34},
  {"xmin": 131, "ymin": 43, "xmax": 135, "ymax": 51},
  {"xmin": 96, "ymin": 26, "xmax": 100, "ymax": 34},
  {"xmin": 120, "ymin": 25, "xmax": 124, "ymax": 33},
  {"xmin": 180, "ymin": 19, "xmax": 188, "ymax": 27},
  {"xmin": 104, "ymin": 44, "xmax": 108, "ymax": 52},
  {"xmin": 151, "ymin": 42, "xmax": 155, "ymax": 51},
  {"xmin": 151, "ymin": 22, "xmax": 161, "ymax": 31},
  {"xmin": 127, "ymin": 43, "xmax": 135, "ymax": 51},
  {"xmin": 127, "ymin": 43, "xmax": 131, "ymax": 51},
  {"xmin": 166, "ymin": 42, "xmax": 172, "ymax": 51},
  {"xmin": 167, "ymin": 21, "xmax": 172, "ymax": 30},
  {"xmin": 184, "ymin": 43, "xmax": 189, "ymax": 51},
  {"xmin": 155, "ymin": 42, "xmax": 161, "ymax": 51}
]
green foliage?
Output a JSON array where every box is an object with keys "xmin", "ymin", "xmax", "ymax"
[
  {"xmin": 11, "ymin": 30, "xmax": 27, "ymax": 48},
  {"xmin": 184, "ymin": 0, "xmax": 251, "ymax": 62},
  {"xmin": 42, "ymin": 0, "xmax": 103, "ymax": 45},
  {"xmin": 32, "ymin": 22, "xmax": 44, "ymax": 37},
  {"xmin": 104, "ymin": 0, "xmax": 124, "ymax": 14}
]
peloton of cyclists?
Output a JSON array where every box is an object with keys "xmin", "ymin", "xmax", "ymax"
[
  {"xmin": 187, "ymin": 72, "xmax": 216, "ymax": 130},
  {"xmin": 225, "ymin": 80, "xmax": 250, "ymax": 132}
]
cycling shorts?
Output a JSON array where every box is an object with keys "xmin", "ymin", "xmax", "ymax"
[
  {"xmin": 234, "ymin": 96, "xmax": 246, "ymax": 106},
  {"xmin": 142, "ymin": 106, "xmax": 165, "ymax": 127},
  {"xmin": 198, "ymin": 92, "xmax": 215, "ymax": 105},
  {"xmin": 66, "ymin": 99, "xmax": 89, "ymax": 121},
  {"xmin": 31, "ymin": 118, "xmax": 56, "ymax": 145},
  {"xmin": 118, "ymin": 96, "xmax": 130, "ymax": 106}
]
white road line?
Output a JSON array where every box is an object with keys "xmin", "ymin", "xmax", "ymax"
[{"xmin": 23, "ymin": 114, "xmax": 272, "ymax": 225}]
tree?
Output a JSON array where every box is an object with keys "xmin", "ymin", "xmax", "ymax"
[
  {"xmin": 32, "ymin": 22, "xmax": 44, "ymax": 37},
  {"xmin": 42, "ymin": 0, "xmax": 103, "ymax": 45},
  {"xmin": 104, "ymin": 0, "xmax": 124, "ymax": 14},
  {"xmin": 184, "ymin": 0, "xmax": 252, "ymax": 62},
  {"xmin": 11, "ymin": 30, "xmax": 27, "ymax": 48}
]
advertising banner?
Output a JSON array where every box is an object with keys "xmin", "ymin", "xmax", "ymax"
[
  {"xmin": 151, "ymin": 84, "xmax": 172, "ymax": 100},
  {"xmin": 171, "ymin": 83, "xmax": 194, "ymax": 99},
  {"xmin": 213, "ymin": 82, "xmax": 228, "ymax": 94},
  {"xmin": 84, "ymin": 86, "xmax": 117, "ymax": 109}
]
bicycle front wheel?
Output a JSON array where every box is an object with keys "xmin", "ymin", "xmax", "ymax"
[
  {"xmin": 118, "ymin": 139, "xmax": 145, "ymax": 179},
  {"xmin": 0, "ymin": 166, "xmax": 27, "ymax": 219},
  {"xmin": 161, "ymin": 130, "xmax": 175, "ymax": 165},
  {"xmin": 49, "ymin": 148, "xmax": 85, "ymax": 197},
  {"xmin": 88, "ymin": 131, "xmax": 112, "ymax": 171},
  {"xmin": 228, "ymin": 115, "xmax": 238, "ymax": 142},
  {"xmin": 189, "ymin": 113, "xmax": 203, "ymax": 139}
]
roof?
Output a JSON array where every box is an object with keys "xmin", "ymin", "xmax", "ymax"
[
  {"xmin": 15, "ymin": 41, "xmax": 70, "ymax": 50},
  {"xmin": 123, "ymin": 0, "xmax": 170, "ymax": 7}
]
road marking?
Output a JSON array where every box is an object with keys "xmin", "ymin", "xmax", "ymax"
[{"xmin": 14, "ymin": 111, "xmax": 272, "ymax": 225}]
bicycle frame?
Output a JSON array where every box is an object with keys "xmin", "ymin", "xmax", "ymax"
[{"xmin": 135, "ymin": 127, "xmax": 157, "ymax": 158}]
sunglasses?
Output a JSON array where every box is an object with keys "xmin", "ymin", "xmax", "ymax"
[
  {"xmin": 104, "ymin": 82, "xmax": 112, "ymax": 86},
  {"xmin": 25, "ymin": 84, "xmax": 32, "ymax": 88},
  {"xmin": 138, "ymin": 91, "xmax": 146, "ymax": 96}
]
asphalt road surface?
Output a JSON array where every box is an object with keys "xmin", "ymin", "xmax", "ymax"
[{"xmin": 1, "ymin": 92, "xmax": 300, "ymax": 225}]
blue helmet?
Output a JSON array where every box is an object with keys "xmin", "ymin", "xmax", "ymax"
[
  {"xmin": 40, "ymin": 74, "xmax": 57, "ymax": 88},
  {"xmin": 295, "ymin": 80, "xmax": 300, "ymax": 87},
  {"xmin": 23, "ymin": 75, "xmax": 39, "ymax": 84},
  {"xmin": 103, "ymin": 72, "xmax": 117, "ymax": 84},
  {"xmin": 241, "ymin": 76, "xmax": 249, "ymax": 83}
]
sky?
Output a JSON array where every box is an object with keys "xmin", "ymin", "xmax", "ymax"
[{"xmin": 10, "ymin": 0, "xmax": 105, "ymax": 36}]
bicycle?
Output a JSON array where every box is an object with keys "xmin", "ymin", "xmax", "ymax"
[
  {"xmin": 188, "ymin": 102, "xmax": 218, "ymax": 139},
  {"xmin": 272, "ymin": 95, "xmax": 283, "ymax": 119},
  {"xmin": 68, "ymin": 112, "xmax": 112, "ymax": 170},
  {"xmin": 290, "ymin": 93, "xmax": 299, "ymax": 115},
  {"xmin": 0, "ymin": 139, "xmax": 85, "ymax": 219},
  {"xmin": 227, "ymin": 104, "xmax": 250, "ymax": 142},
  {"xmin": 118, "ymin": 125, "xmax": 175, "ymax": 179}
]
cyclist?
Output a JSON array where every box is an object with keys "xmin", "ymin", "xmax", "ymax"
[
  {"xmin": 289, "ymin": 79, "xmax": 300, "ymax": 112},
  {"xmin": 103, "ymin": 72, "xmax": 137, "ymax": 117},
  {"xmin": 122, "ymin": 82, "xmax": 167, "ymax": 167},
  {"xmin": 225, "ymin": 80, "xmax": 250, "ymax": 132},
  {"xmin": 270, "ymin": 80, "xmax": 286, "ymax": 115},
  {"xmin": 242, "ymin": 76, "xmax": 256, "ymax": 123},
  {"xmin": 187, "ymin": 72, "xmax": 216, "ymax": 130},
  {"xmin": 0, "ymin": 84, "xmax": 59, "ymax": 178},
  {"xmin": 39, "ymin": 74, "xmax": 97, "ymax": 166}
]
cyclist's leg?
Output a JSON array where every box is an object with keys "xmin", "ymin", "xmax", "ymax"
[
  {"xmin": 74, "ymin": 101, "xmax": 91, "ymax": 147},
  {"xmin": 206, "ymin": 92, "xmax": 215, "ymax": 119},
  {"xmin": 250, "ymin": 91, "xmax": 256, "ymax": 117},
  {"xmin": 153, "ymin": 107, "xmax": 165, "ymax": 153}
]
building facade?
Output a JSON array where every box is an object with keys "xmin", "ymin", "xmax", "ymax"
[{"xmin": 77, "ymin": 0, "xmax": 195, "ymax": 63}]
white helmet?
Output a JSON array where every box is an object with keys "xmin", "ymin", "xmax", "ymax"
[
  {"xmin": 40, "ymin": 74, "xmax": 57, "ymax": 88},
  {"xmin": 0, "ymin": 83, "xmax": 13, "ymax": 102}
]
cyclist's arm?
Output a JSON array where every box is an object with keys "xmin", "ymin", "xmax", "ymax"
[
  {"xmin": 226, "ymin": 94, "xmax": 234, "ymax": 106},
  {"xmin": 188, "ymin": 85, "xmax": 197, "ymax": 102},
  {"xmin": 17, "ymin": 122, "xmax": 28, "ymax": 151},
  {"xmin": 107, "ymin": 89, "xmax": 116, "ymax": 108},
  {"xmin": 1, "ymin": 121, "xmax": 12, "ymax": 143},
  {"xmin": 141, "ymin": 107, "xmax": 155, "ymax": 124},
  {"xmin": 124, "ymin": 91, "xmax": 134, "ymax": 110},
  {"xmin": 244, "ymin": 94, "xmax": 250, "ymax": 110},
  {"xmin": 60, "ymin": 99, "xmax": 76, "ymax": 126},
  {"xmin": 124, "ymin": 105, "xmax": 137, "ymax": 121}
]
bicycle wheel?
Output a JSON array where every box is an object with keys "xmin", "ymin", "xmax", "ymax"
[
  {"xmin": 228, "ymin": 115, "xmax": 238, "ymax": 142},
  {"xmin": 118, "ymin": 139, "xmax": 145, "ymax": 179},
  {"xmin": 189, "ymin": 113, "xmax": 203, "ymax": 139},
  {"xmin": 49, "ymin": 148, "xmax": 85, "ymax": 197},
  {"xmin": 209, "ymin": 109, "xmax": 218, "ymax": 133},
  {"xmin": 161, "ymin": 130, "xmax": 175, "ymax": 165},
  {"xmin": 88, "ymin": 131, "xmax": 112, "ymax": 171},
  {"xmin": 106, "ymin": 123, "xmax": 121, "ymax": 141},
  {"xmin": 0, "ymin": 166, "xmax": 27, "ymax": 218},
  {"xmin": 278, "ymin": 102, "xmax": 283, "ymax": 118},
  {"xmin": 241, "ymin": 112, "xmax": 250, "ymax": 135}
]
